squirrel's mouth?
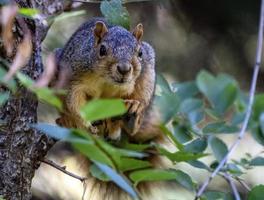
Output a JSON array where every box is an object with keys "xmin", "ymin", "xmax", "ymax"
[{"xmin": 112, "ymin": 77, "xmax": 131, "ymax": 84}]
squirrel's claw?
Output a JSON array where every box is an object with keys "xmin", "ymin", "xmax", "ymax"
[{"xmin": 123, "ymin": 99, "xmax": 144, "ymax": 135}]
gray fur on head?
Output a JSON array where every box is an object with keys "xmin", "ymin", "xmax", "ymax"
[{"xmin": 58, "ymin": 18, "xmax": 141, "ymax": 73}]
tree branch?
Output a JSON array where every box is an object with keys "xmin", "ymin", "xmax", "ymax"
[
  {"xmin": 195, "ymin": 0, "xmax": 264, "ymax": 198},
  {"xmin": 41, "ymin": 158, "xmax": 87, "ymax": 182},
  {"xmin": 233, "ymin": 176, "xmax": 251, "ymax": 192},
  {"xmin": 222, "ymin": 173, "xmax": 241, "ymax": 200}
]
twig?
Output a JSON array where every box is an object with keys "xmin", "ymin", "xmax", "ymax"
[
  {"xmin": 195, "ymin": 0, "xmax": 264, "ymax": 198},
  {"xmin": 41, "ymin": 158, "xmax": 87, "ymax": 182},
  {"xmin": 233, "ymin": 176, "xmax": 251, "ymax": 192},
  {"xmin": 222, "ymin": 173, "xmax": 241, "ymax": 200}
]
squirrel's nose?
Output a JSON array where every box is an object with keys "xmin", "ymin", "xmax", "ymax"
[{"xmin": 117, "ymin": 64, "xmax": 131, "ymax": 75}]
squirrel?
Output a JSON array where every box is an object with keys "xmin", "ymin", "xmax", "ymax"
[
  {"xmin": 55, "ymin": 17, "xmax": 158, "ymax": 141},
  {"xmin": 41, "ymin": 18, "xmax": 173, "ymax": 200}
]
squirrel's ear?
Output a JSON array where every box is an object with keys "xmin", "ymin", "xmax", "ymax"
[
  {"xmin": 94, "ymin": 21, "xmax": 108, "ymax": 45},
  {"xmin": 132, "ymin": 23, "xmax": 143, "ymax": 42}
]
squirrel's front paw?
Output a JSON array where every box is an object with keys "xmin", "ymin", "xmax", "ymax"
[
  {"xmin": 123, "ymin": 99, "xmax": 144, "ymax": 135},
  {"xmin": 94, "ymin": 119, "xmax": 122, "ymax": 140}
]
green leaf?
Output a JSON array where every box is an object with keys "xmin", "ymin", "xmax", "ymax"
[
  {"xmin": 34, "ymin": 87, "xmax": 63, "ymax": 110},
  {"xmin": 156, "ymin": 74, "xmax": 172, "ymax": 94},
  {"xmin": 187, "ymin": 160, "xmax": 210, "ymax": 170},
  {"xmin": 0, "ymin": 67, "xmax": 16, "ymax": 92},
  {"xmin": 34, "ymin": 123, "xmax": 86, "ymax": 142},
  {"xmin": 73, "ymin": 141, "xmax": 115, "ymax": 168},
  {"xmin": 196, "ymin": 71, "xmax": 238, "ymax": 115},
  {"xmin": 94, "ymin": 162, "xmax": 138, "ymax": 199},
  {"xmin": 184, "ymin": 138, "xmax": 207, "ymax": 153},
  {"xmin": 226, "ymin": 163, "xmax": 243, "ymax": 175},
  {"xmin": 0, "ymin": 92, "xmax": 9, "ymax": 106},
  {"xmin": 129, "ymin": 169, "xmax": 195, "ymax": 190},
  {"xmin": 100, "ymin": 0, "xmax": 130, "ymax": 29},
  {"xmin": 80, "ymin": 99, "xmax": 126, "ymax": 122},
  {"xmin": 158, "ymin": 147, "xmax": 208, "ymax": 162},
  {"xmin": 155, "ymin": 92, "xmax": 180, "ymax": 123},
  {"xmin": 160, "ymin": 125, "xmax": 184, "ymax": 151},
  {"xmin": 54, "ymin": 10, "xmax": 86, "ymax": 22},
  {"xmin": 90, "ymin": 164, "xmax": 110, "ymax": 181},
  {"xmin": 203, "ymin": 121, "xmax": 239, "ymax": 134},
  {"xmin": 208, "ymin": 136, "xmax": 228, "ymax": 162},
  {"xmin": 248, "ymin": 185, "xmax": 264, "ymax": 200},
  {"xmin": 16, "ymin": 72, "xmax": 34, "ymax": 87},
  {"xmin": 249, "ymin": 157, "xmax": 264, "ymax": 166},
  {"xmin": 118, "ymin": 158, "xmax": 151, "ymax": 171},
  {"xmin": 252, "ymin": 94, "xmax": 264, "ymax": 120},
  {"xmin": 172, "ymin": 81, "xmax": 199, "ymax": 100},
  {"xmin": 18, "ymin": 8, "xmax": 39, "ymax": 18},
  {"xmin": 155, "ymin": 75, "xmax": 180, "ymax": 123},
  {"xmin": 16, "ymin": 73, "xmax": 63, "ymax": 110},
  {"xmin": 179, "ymin": 98, "xmax": 204, "ymax": 124},
  {"xmin": 201, "ymin": 191, "xmax": 234, "ymax": 200},
  {"xmin": 120, "ymin": 141, "xmax": 151, "ymax": 152},
  {"xmin": 259, "ymin": 113, "xmax": 264, "ymax": 135},
  {"xmin": 251, "ymin": 125, "xmax": 264, "ymax": 146},
  {"xmin": 172, "ymin": 122, "xmax": 193, "ymax": 143}
]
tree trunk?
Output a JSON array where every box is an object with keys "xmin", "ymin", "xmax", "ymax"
[{"xmin": 0, "ymin": 1, "xmax": 65, "ymax": 199}]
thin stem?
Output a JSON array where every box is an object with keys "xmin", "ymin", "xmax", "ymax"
[
  {"xmin": 223, "ymin": 173, "xmax": 241, "ymax": 200},
  {"xmin": 196, "ymin": 0, "xmax": 264, "ymax": 198},
  {"xmin": 233, "ymin": 176, "xmax": 251, "ymax": 192},
  {"xmin": 41, "ymin": 158, "xmax": 87, "ymax": 182}
]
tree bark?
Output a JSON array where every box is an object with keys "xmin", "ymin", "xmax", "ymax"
[{"xmin": 0, "ymin": 1, "xmax": 65, "ymax": 199}]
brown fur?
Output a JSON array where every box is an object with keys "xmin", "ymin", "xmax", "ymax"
[{"xmin": 54, "ymin": 20, "xmax": 163, "ymax": 199}]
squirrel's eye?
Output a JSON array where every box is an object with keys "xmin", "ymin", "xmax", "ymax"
[
  {"xmin": 138, "ymin": 49, "xmax": 143, "ymax": 58},
  {"xmin": 99, "ymin": 45, "xmax": 107, "ymax": 56}
]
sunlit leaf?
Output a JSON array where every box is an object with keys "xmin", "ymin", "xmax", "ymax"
[
  {"xmin": 54, "ymin": 10, "xmax": 86, "ymax": 22},
  {"xmin": 16, "ymin": 73, "xmax": 63, "ymax": 110},
  {"xmin": 129, "ymin": 169, "xmax": 195, "ymax": 190},
  {"xmin": 158, "ymin": 147, "xmax": 208, "ymax": 163},
  {"xmin": 73, "ymin": 141, "xmax": 114, "ymax": 168},
  {"xmin": 18, "ymin": 8, "xmax": 39, "ymax": 18},
  {"xmin": 118, "ymin": 158, "xmax": 151, "ymax": 171},
  {"xmin": 80, "ymin": 99, "xmax": 126, "ymax": 122}
]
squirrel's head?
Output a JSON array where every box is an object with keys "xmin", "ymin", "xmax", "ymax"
[{"xmin": 92, "ymin": 21, "xmax": 143, "ymax": 85}]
